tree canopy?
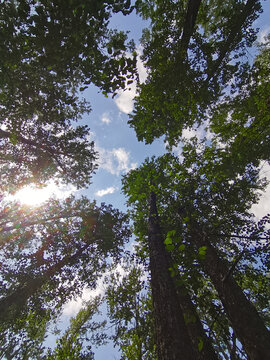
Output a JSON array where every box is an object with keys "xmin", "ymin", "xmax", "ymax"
[
  {"xmin": 1, "ymin": 0, "xmax": 269, "ymax": 359},
  {"xmin": 130, "ymin": 0, "xmax": 262, "ymax": 146},
  {"xmin": 0, "ymin": 0, "xmax": 136, "ymax": 192}
]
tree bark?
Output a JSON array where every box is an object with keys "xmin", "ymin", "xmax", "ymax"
[
  {"xmin": 148, "ymin": 191, "xmax": 195, "ymax": 359},
  {"xmin": 190, "ymin": 227, "xmax": 270, "ymax": 360},
  {"xmin": 175, "ymin": 282, "xmax": 218, "ymax": 360}
]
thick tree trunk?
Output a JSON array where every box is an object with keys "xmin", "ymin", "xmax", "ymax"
[
  {"xmin": 190, "ymin": 228, "xmax": 270, "ymax": 360},
  {"xmin": 175, "ymin": 282, "xmax": 218, "ymax": 360},
  {"xmin": 148, "ymin": 191, "xmax": 195, "ymax": 359}
]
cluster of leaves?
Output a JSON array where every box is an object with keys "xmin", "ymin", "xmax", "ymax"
[
  {"xmin": 45, "ymin": 296, "xmax": 107, "ymax": 360},
  {"xmin": 210, "ymin": 34, "xmax": 270, "ymax": 167}
]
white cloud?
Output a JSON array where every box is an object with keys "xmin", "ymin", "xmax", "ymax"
[
  {"xmin": 95, "ymin": 186, "xmax": 116, "ymax": 197},
  {"xmin": 98, "ymin": 147, "xmax": 137, "ymax": 176},
  {"xmin": 114, "ymin": 84, "xmax": 136, "ymax": 114},
  {"xmin": 258, "ymin": 26, "xmax": 270, "ymax": 44},
  {"xmin": 250, "ymin": 163, "xmax": 270, "ymax": 220},
  {"xmin": 101, "ymin": 112, "xmax": 111, "ymax": 124},
  {"xmin": 63, "ymin": 282, "xmax": 105, "ymax": 316},
  {"xmin": 62, "ymin": 263, "xmax": 128, "ymax": 316},
  {"xmin": 137, "ymin": 47, "xmax": 148, "ymax": 84},
  {"xmin": 182, "ymin": 127, "xmax": 198, "ymax": 140}
]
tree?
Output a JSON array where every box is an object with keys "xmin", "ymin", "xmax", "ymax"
[
  {"xmin": 130, "ymin": 0, "xmax": 261, "ymax": 146},
  {"xmin": 210, "ymin": 34, "xmax": 270, "ymax": 167},
  {"xmin": 105, "ymin": 259, "xmax": 157, "ymax": 359},
  {"xmin": 122, "ymin": 142, "xmax": 270, "ymax": 359},
  {"xmin": 45, "ymin": 295, "xmax": 107, "ymax": 360},
  {"xmin": 0, "ymin": 195, "xmax": 130, "ymax": 359},
  {"xmin": 0, "ymin": 0, "xmax": 137, "ymax": 192}
]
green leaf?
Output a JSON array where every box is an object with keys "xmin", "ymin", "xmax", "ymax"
[
  {"xmin": 164, "ymin": 237, "xmax": 172, "ymax": 245},
  {"xmin": 198, "ymin": 246, "xmax": 207, "ymax": 256},
  {"xmin": 168, "ymin": 267, "xmax": 175, "ymax": 277},
  {"xmin": 167, "ymin": 230, "xmax": 176, "ymax": 237},
  {"xmin": 9, "ymin": 133, "xmax": 18, "ymax": 145},
  {"xmin": 198, "ymin": 338, "xmax": 204, "ymax": 352},
  {"xmin": 178, "ymin": 244, "xmax": 186, "ymax": 251},
  {"xmin": 165, "ymin": 244, "xmax": 175, "ymax": 252}
]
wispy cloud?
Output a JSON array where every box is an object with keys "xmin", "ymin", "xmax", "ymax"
[
  {"xmin": 98, "ymin": 147, "xmax": 137, "ymax": 176},
  {"xmin": 95, "ymin": 186, "xmax": 116, "ymax": 197},
  {"xmin": 101, "ymin": 112, "xmax": 111, "ymax": 124},
  {"xmin": 62, "ymin": 263, "xmax": 129, "ymax": 316}
]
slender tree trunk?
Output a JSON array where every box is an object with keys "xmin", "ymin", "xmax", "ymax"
[
  {"xmin": 190, "ymin": 227, "xmax": 270, "ymax": 360},
  {"xmin": 148, "ymin": 191, "xmax": 195, "ymax": 359},
  {"xmin": 175, "ymin": 282, "xmax": 218, "ymax": 360}
]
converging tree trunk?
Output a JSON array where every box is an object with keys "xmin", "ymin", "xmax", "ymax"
[
  {"xmin": 190, "ymin": 226, "xmax": 270, "ymax": 360},
  {"xmin": 175, "ymin": 282, "xmax": 218, "ymax": 360},
  {"xmin": 148, "ymin": 191, "xmax": 195, "ymax": 359}
]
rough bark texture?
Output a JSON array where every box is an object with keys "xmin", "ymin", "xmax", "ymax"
[
  {"xmin": 175, "ymin": 283, "xmax": 218, "ymax": 360},
  {"xmin": 148, "ymin": 191, "xmax": 195, "ymax": 360},
  {"xmin": 191, "ymin": 228, "xmax": 270, "ymax": 360}
]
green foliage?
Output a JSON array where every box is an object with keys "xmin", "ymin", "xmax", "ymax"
[
  {"xmin": 0, "ymin": 0, "xmax": 137, "ymax": 192},
  {"xmin": 130, "ymin": 0, "xmax": 261, "ymax": 146},
  {"xmin": 210, "ymin": 35, "xmax": 270, "ymax": 166},
  {"xmin": 122, "ymin": 139, "xmax": 270, "ymax": 358},
  {"xmin": 105, "ymin": 259, "xmax": 157, "ymax": 359},
  {"xmin": 0, "ymin": 195, "xmax": 130, "ymax": 359},
  {"xmin": 45, "ymin": 296, "xmax": 107, "ymax": 360}
]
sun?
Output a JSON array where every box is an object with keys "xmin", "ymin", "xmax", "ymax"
[{"xmin": 12, "ymin": 183, "xmax": 75, "ymax": 206}]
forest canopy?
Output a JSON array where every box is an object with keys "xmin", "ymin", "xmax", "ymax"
[{"xmin": 0, "ymin": 1, "xmax": 269, "ymax": 359}]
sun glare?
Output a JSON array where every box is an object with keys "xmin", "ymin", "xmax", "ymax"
[{"xmin": 12, "ymin": 183, "xmax": 75, "ymax": 206}]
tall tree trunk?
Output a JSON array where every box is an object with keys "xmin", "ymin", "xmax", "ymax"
[
  {"xmin": 190, "ymin": 227, "xmax": 270, "ymax": 360},
  {"xmin": 175, "ymin": 282, "xmax": 218, "ymax": 360},
  {"xmin": 148, "ymin": 191, "xmax": 195, "ymax": 359}
]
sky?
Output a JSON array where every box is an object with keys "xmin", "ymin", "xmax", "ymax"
[{"xmin": 11, "ymin": 2, "xmax": 270, "ymax": 359}]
